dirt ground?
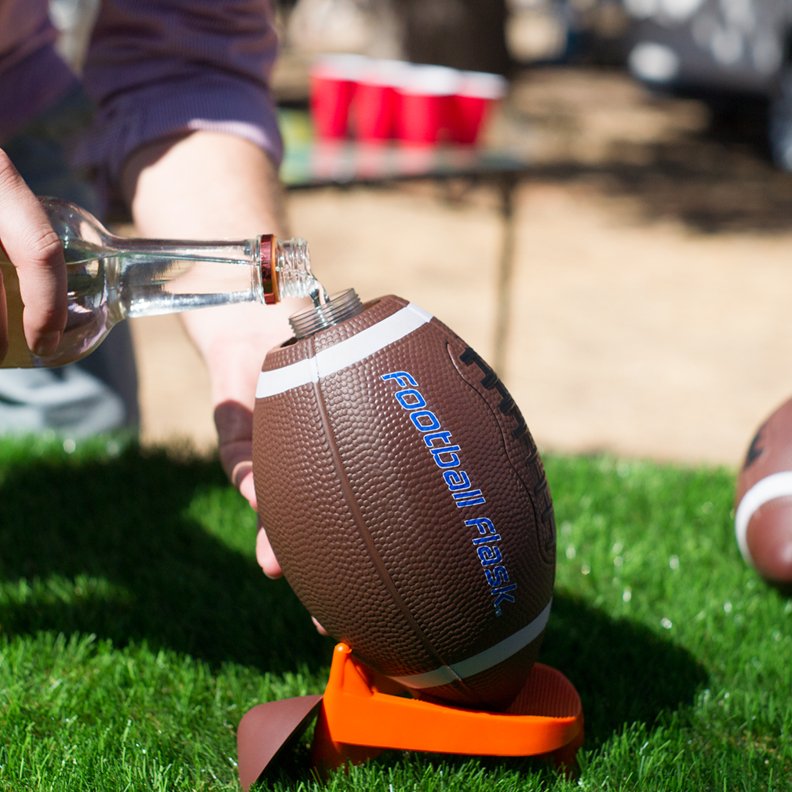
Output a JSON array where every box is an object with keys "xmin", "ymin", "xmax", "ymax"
[{"xmin": 131, "ymin": 66, "xmax": 792, "ymax": 470}]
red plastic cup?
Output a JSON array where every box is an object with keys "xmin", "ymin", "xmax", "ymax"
[
  {"xmin": 353, "ymin": 60, "xmax": 409, "ymax": 142},
  {"xmin": 449, "ymin": 71, "xmax": 507, "ymax": 146},
  {"xmin": 395, "ymin": 65, "xmax": 460, "ymax": 147},
  {"xmin": 309, "ymin": 55, "xmax": 368, "ymax": 140}
]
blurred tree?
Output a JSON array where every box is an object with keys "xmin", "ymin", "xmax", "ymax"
[
  {"xmin": 397, "ymin": 0, "xmax": 511, "ymax": 76},
  {"xmin": 282, "ymin": 0, "xmax": 511, "ymax": 74}
]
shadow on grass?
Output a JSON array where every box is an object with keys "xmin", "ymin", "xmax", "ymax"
[
  {"xmin": 292, "ymin": 593, "xmax": 711, "ymax": 787},
  {"xmin": 0, "ymin": 442, "xmax": 328, "ymax": 675},
  {"xmin": 265, "ymin": 587, "xmax": 710, "ymax": 789},
  {"xmin": 540, "ymin": 591, "xmax": 709, "ymax": 748},
  {"xmin": 0, "ymin": 443, "xmax": 708, "ymax": 755}
]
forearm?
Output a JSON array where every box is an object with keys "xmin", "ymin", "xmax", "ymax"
[
  {"xmin": 121, "ymin": 129, "xmax": 298, "ymax": 362},
  {"xmin": 121, "ymin": 129, "xmax": 287, "ymax": 241},
  {"xmin": 121, "ymin": 131, "xmax": 306, "ymax": 506}
]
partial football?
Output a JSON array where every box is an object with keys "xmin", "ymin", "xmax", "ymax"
[
  {"xmin": 734, "ymin": 397, "xmax": 792, "ymax": 589},
  {"xmin": 253, "ymin": 294, "xmax": 556, "ymax": 709}
]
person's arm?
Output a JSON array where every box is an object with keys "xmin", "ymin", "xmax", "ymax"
[
  {"xmin": 0, "ymin": 148, "xmax": 67, "ymax": 361},
  {"xmin": 121, "ymin": 131, "xmax": 302, "ymax": 578},
  {"xmin": 81, "ymin": 0, "xmax": 290, "ymax": 576},
  {"xmin": 76, "ymin": 0, "xmax": 283, "ymax": 193}
]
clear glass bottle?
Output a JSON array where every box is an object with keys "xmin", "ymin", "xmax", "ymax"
[{"xmin": 0, "ymin": 197, "xmax": 324, "ymax": 368}]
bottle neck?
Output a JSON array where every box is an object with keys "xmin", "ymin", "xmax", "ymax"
[
  {"xmin": 100, "ymin": 233, "xmax": 322, "ymax": 318},
  {"xmin": 100, "ymin": 234, "xmax": 277, "ymax": 319},
  {"xmin": 44, "ymin": 194, "xmax": 319, "ymax": 310}
]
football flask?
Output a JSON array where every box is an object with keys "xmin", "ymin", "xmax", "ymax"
[
  {"xmin": 243, "ymin": 292, "xmax": 582, "ymax": 787},
  {"xmin": 253, "ymin": 289, "xmax": 557, "ymax": 709}
]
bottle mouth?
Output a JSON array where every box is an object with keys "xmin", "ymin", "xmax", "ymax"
[
  {"xmin": 289, "ymin": 288, "xmax": 364, "ymax": 338},
  {"xmin": 276, "ymin": 237, "xmax": 319, "ymax": 300}
]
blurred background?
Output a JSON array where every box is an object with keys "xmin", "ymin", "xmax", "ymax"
[{"xmin": 51, "ymin": 0, "xmax": 792, "ymax": 468}]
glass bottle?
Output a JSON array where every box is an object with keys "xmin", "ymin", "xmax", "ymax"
[{"xmin": 0, "ymin": 196, "xmax": 324, "ymax": 368}]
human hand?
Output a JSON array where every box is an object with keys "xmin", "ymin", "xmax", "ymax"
[
  {"xmin": 120, "ymin": 132, "xmax": 300, "ymax": 580},
  {"xmin": 212, "ymin": 389, "xmax": 284, "ymax": 581},
  {"xmin": 214, "ymin": 381, "xmax": 328, "ymax": 638},
  {"xmin": 0, "ymin": 148, "xmax": 67, "ymax": 362},
  {"xmin": 214, "ymin": 394, "xmax": 284, "ymax": 580},
  {"xmin": 216, "ymin": 387, "xmax": 330, "ymax": 640},
  {"xmin": 191, "ymin": 299, "xmax": 310, "ymax": 581}
]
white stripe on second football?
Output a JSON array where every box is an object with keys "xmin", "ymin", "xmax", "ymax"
[
  {"xmin": 734, "ymin": 471, "xmax": 792, "ymax": 565},
  {"xmin": 389, "ymin": 599, "xmax": 553, "ymax": 691},
  {"xmin": 256, "ymin": 303, "xmax": 433, "ymax": 398}
]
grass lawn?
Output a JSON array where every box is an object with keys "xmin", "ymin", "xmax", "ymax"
[{"xmin": 0, "ymin": 438, "xmax": 789, "ymax": 790}]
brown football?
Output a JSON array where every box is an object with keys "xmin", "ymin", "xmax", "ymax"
[
  {"xmin": 253, "ymin": 293, "xmax": 556, "ymax": 709},
  {"xmin": 735, "ymin": 397, "xmax": 792, "ymax": 589}
]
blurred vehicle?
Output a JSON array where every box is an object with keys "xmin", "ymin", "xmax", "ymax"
[{"xmin": 624, "ymin": 0, "xmax": 792, "ymax": 171}]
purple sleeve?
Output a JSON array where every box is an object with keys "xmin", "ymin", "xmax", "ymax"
[
  {"xmin": 0, "ymin": 0, "xmax": 78, "ymax": 143},
  {"xmin": 75, "ymin": 0, "xmax": 283, "ymax": 185}
]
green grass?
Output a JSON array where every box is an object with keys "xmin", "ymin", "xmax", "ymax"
[{"xmin": 0, "ymin": 439, "xmax": 789, "ymax": 790}]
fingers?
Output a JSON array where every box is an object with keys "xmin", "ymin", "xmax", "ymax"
[
  {"xmin": 0, "ymin": 272, "xmax": 7, "ymax": 362},
  {"xmin": 257, "ymin": 524, "xmax": 325, "ymax": 638},
  {"xmin": 217, "ymin": 417, "xmax": 284, "ymax": 580},
  {"xmin": 215, "ymin": 401, "xmax": 257, "ymax": 504},
  {"xmin": 0, "ymin": 148, "xmax": 67, "ymax": 357},
  {"xmin": 256, "ymin": 523, "xmax": 283, "ymax": 579},
  {"xmin": 311, "ymin": 616, "xmax": 329, "ymax": 636},
  {"xmin": 222, "ymin": 444, "xmax": 256, "ymax": 509},
  {"xmin": 235, "ymin": 465, "xmax": 257, "ymax": 510},
  {"xmin": 213, "ymin": 401, "xmax": 286, "ymax": 578}
]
